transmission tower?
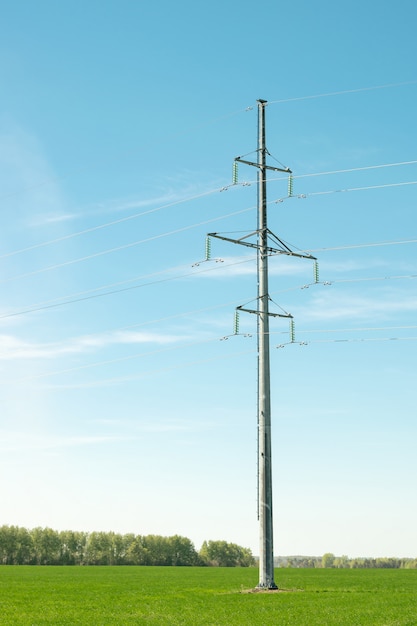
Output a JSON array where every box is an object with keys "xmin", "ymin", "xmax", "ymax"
[{"xmin": 209, "ymin": 99, "xmax": 315, "ymax": 589}]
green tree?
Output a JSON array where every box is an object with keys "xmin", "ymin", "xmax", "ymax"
[
  {"xmin": 142, "ymin": 535, "xmax": 171, "ymax": 565},
  {"xmin": 121, "ymin": 533, "xmax": 137, "ymax": 564},
  {"xmin": 321, "ymin": 552, "xmax": 335, "ymax": 568},
  {"xmin": 15, "ymin": 527, "xmax": 34, "ymax": 564},
  {"xmin": 0, "ymin": 526, "xmax": 17, "ymax": 564},
  {"xmin": 334, "ymin": 555, "xmax": 349, "ymax": 569},
  {"xmin": 127, "ymin": 535, "xmax": 151, "ymax": 565},
  {"xmin": 59, "ymin": 530, "xmax": 87, "ymax": 565},
  {"xmin": 199, "ymin": 540, "xmax": 254, "ymax": 567},
  {"xmin": 31, "ymin": 527, "xmax": 61, "ymax": 565},
  {"xmin": 85, "ymin": 531, "xmax": 113, "ymax": 565},
  {"xmin": 168, "ymin": 535, "xmax": 199, "ymax": 566}
]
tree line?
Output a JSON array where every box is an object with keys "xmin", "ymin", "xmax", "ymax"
[
  {"xmin": 278, "ymin": 552, "xmax": 417, "ymax": 569},
  {"xmin": 0, "ymin": 526, "xmax": 254, "ymax": 567}
]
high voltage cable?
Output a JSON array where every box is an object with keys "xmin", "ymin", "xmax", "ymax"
[
  {"xmin": 0, "ymin": 187, "xmax": 224, "ymax": 260},
  {"xmin": 266, "ymin": 273, "xmax": 417, "ymax": 306},
  {"xmin": 2, "ymin": 174, "xmax": 417, "ymax": 285},
  {"xmin": 5, "ymin": 258, "xmax": 410, "ymax": 337},
  {"xmin": 293, "ymin": 160, "xmax": 417, "ymax": 180},
  {"xmin": 0, "ymin": 256, "xmax": 257, "ymax": 319},
  {"xmin": 3, "ymin": 325, "xmax": 417, "ymax": 386},
  {"xmin": 0, "ymin": 206, "xmax": 256, "ymax": 284},
  {"xmin": 45, "ymin": 347, "xmax": 256, "ymax": 389},
  {"xmin": 0, "ymin": 337, "xmax": 257, "ymax": 385},
  {"xmin": 271, "ymin": 180, "xmax": 417, "ymax": 204},
  {"xmin": 307, "ymin": 180, "xmax": 417, "ymax": 196},
  {"xmin": 2, "ymin": 80, "xmax": 413, "ymax": 206},
  {"xmin": 267, "ymin": 274, "xmax": 417, "ymax": 300},
  {"xmin": 246, "ymin": 161, "xmax": 417, "ymax": 187},
  {"xmin": 2, "ymin": 159, "xmax": 416, "ymax": 261},
  {"xmin": 4, "ymin": 322, "xmax": 417, "ymax": 385},
  {"xmin": 271, "ymin": 324, "xmax": 417, "ymax": 336},
  {"xmin": 2, "ymin": 264, "xmax": 416, "ymax": 322},
  {"xmin": 267, "ymin": 80, "xmax": 417, "ymax": 105},
  {"xmin": 2, "ymin": 234, "xmax": 416, "ymax": 317},
  {"xmin": 305, "ymin": 239, "xmax": 417, "ymax": 253},
  {"xmin": 277, "ymin": 336, "xmax": 417, "ymax": 348},
  {"xmin": 322, "ymin": 274, "xmax": 417, "ymax": 285}
]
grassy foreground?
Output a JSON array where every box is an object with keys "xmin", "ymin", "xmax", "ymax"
[{"xmin": 0, "ymin": 566, "xmax": 416, "ymax": 625}]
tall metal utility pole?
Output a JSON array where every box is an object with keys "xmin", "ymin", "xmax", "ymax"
[
  {"xmin": 208, "ymin": 99, "xmax": 315, "ymax": 589},
  {"xmin": 256, "ymin": 99, "xmax": 276, "ymax": 589}
]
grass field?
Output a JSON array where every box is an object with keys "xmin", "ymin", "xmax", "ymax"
[{"xmin": 0, "ymin": 566, "xmax": 416, "ymax": 625}]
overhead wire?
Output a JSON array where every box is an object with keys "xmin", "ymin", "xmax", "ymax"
[
  {"xmin": 1, "ymin": 83, "xmax": 416, "ymax": 367},
  {"xmin": 246, "ymin": 160, "xmax": 417, "ymax": 187},
  {"xmin": 292, "ymin": 159, "xmax": 417, "ymax": 180},
  {"xmin": 2, "ymin": 78, "xmax": 414, "ymax": 209},
  {"xmin": 2, "ymin": 159, "xmax": 416, "ymax": 261},
  {"xmin": 0, "ymin": 336, "xmax": 257, "ymax": 385},
  {"xmin": 0, "ymin": 186, "xmax": 227, "ymax": 260},
  {"xmin": 277, "ymin": 336, "xmax": 417, "ymax": 348},
  {"xmin": 306, "ymin": 180, "xmax": 417, "ymax": 196},
  {"xmin": 2, "ymin": 241, "xmax": 416, "ymax": 320},
  {"xmin": 305, "ymin": 238, "xmax": 417, "ymax": 253},
  {"xmin": 2, "ymin": 174, "xmax": 417, "ymax": 286},
  {"xmin": 0, "ymin": 255, "xmax": 257, "ymax": 319},
  {"xmin": 3, "ymin": 322, "xmax": 417, "ymax": 386},
  {"xmin": 266, "ymin": 79, "xmax": 417, "ymax": 105},
  {"xmin": 0, "ymin": 204, "xmax": 256, "ymax": 284},
  {"xmin": 272, "ymin": 324, "xmax": 417, "ymax": 336}
]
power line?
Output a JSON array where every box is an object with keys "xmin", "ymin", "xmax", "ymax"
[
  {"xmin": 267, "ymin": 80, "xmax": 417, "ymax": 105},
  {"xmin": 285, "ymin": 324, "xmax": 417, "ymax": 335},
  {"xmin": 277, "ymin": 336, "xmax": 417, "ymax": 348},
  {"xmin": 2, "ymin": 159, "xmax": 416, "ymax": 261},
  {"xmin": 293, "ymin": 160, "xmax": 417, "ymax": 181},
  {"xmin": 254, "ymin": 160, "xmax": 417, "ymax": 189},
  {"xmin": 317, "ymin": 274, "xmax": 417, "ymax": 286},
  {"xmin": 2, "ymin": 257, "xmax": 416, "ymax": 321},
  {"xmin": 3, "ymin": 174, "xmax": 417, "ymax": 286},
  {"xmin": 306, "ymin": 239, "xmax": 417, "ymax": 253},
  {"xmin": 0, "ymin": 256, "xmax": 256, "ymax": 319},
  {"xmin": 0, "ymin": 186, "xmax": 230, "ymax": 261},
  {"xmin": 3, "ymin": 324, "xmax": 417, "ymax": 386},
  {"xmin": 271, "ymin": 180, "xmax": 417, "ymax": 205},
  {"xmin": 2, "ymin": 79, "xmax": 413, "ymax": 207},
  {"xmin": 0, "ymin": 205, "xmax": 256, "ymax": 284},
  {"xmin": 0, "ymin": 337, "xmax": 256, "ymax": 385},
  {"xmin": 307, "ymin": 180, "xmax": 417, "ymax": 196}
]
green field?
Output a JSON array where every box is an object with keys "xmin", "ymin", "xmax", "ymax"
[{"xmin": 1, "ymin": 566, "xmax": 416, "ymax": 625}]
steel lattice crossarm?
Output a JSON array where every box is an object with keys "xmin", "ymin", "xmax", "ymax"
[
  {"xmin": 236, "ymin": 303, "xmax": 293, "ymax": 319},
  {"xmin": 235, "ymin": 156, "xmax": 292, "ymax": 174},
  {"xmin": 207, "ymin": 230, "xmax": 317, "ymax": 260}
]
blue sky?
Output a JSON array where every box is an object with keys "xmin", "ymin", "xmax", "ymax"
[{"xmin": 1, "ymin": 0, "xmax": 416, "ymax": 558}]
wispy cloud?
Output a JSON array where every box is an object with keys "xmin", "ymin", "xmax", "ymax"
[
  {"xmin": 300, "ymin": 287, "xmax": 417, "ymax": 322},
  {"xmin": 0, "ymin": 431, "xmax": 131, "ymax": 453},
  {"xmin": 0, "ymin": 124, "xmax": 69, "ymax": 230},
  {"xmin": 0, "ymin": 329, "xmax": 186, "ymax": 360},
  {"xmin": 92, "ymin": 417, "xmax": 211, "ymax": 434},
  {"xmin": 36, "ymin": 176, "xmax": 218, "ymax": 224},
  {"xmin": 39, "ymin": 191, "xmax": 184, "ymax": 224}
]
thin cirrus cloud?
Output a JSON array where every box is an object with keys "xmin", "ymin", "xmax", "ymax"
[
  {"xmin": 0, "ymin": 126, "xmax": 66, "ymax": 219},
  {"xmin": 38, "ymin": 189, "xmax": 187, "ymax": 224},
  {"xmin": 0, "ymin": 330, "xmax": 185, "ymax": 361},
  {"xmin": 301, "ymin": 288, "xmax": 417, "ymax": 322},
  {"xmin": 0, "ymin": 431, "xmax": 131, "ymax": 453}
]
